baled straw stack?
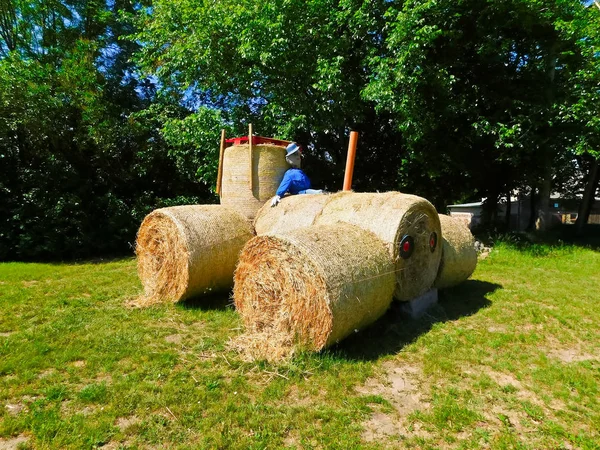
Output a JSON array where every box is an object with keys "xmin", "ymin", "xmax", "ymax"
[
  {"xmin": 233, "ymin": 223, "xmax": 395, "ymax": 359},
  {"xmin": 253, "ymin": 193, "xmax": 331, "ymax": 235},
  {"xmin": 136, "ymin": 205, "xmax": 254, "ymax": 304},
  {"xmin": 220, "ymin": 144, "xmax": 289, "ymax": 220},
  {"xmin": 434, "ymin": 214, "xmax": 477, "ymax": 289},
  {"xmin": 316, "ymin": 192, "xmax": 442, "ymax": 301}
]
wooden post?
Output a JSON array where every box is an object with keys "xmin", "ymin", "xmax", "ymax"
[
  {"xmin": 216, "ymin": 129, "xmax": 226, "ymax": 195},
  {"xmin": 248, "ymin": 123, "xmax": 254, "ymax": 191},
  {"xmin": 343, "ymin": 131, "xmax": 358, "ymax": 191}
]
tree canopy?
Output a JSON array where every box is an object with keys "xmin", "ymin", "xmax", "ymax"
[{"xmin": 1, "ymin": 0, "xmax": 599, "ymax": 259}]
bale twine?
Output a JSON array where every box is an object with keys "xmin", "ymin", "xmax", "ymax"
[
  {"xmin": 220, "ymin": 144, "xmax": 289, "ymax": 220},
  {"xmin": 233, "ymin": 223, "xmax": 395, "ymax": 358},
  {"xmin": 253, "ymin": 193, "xmax": 331, "ymax": 235},
  {"xmin": 316, "ymin": 192, "xmax": 442, "ymax": 301},
  {"xmin": 434, "ymin": 214, "xmax": 478, "ymax": 289},
  {"xmin": 136, "ymin": 205, "xmax": 254, "ymax": 304}
]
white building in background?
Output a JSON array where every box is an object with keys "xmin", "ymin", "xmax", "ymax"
[{"xmin": 447, "ymin": 195, "xmax": 600, "ymax": 230}]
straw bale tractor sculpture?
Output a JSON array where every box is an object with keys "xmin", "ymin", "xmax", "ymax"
[{"xmin": 135, "ymin": 126, "xmax": 477, "ymax": 359}]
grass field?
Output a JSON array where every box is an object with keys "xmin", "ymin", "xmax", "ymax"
[{"xmin": 1, "ymin": 241, "xmax": 599, "ymax": 449}]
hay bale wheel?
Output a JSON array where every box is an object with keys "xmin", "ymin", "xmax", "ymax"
[
  {"xmin": 315, "ymin": 192, "xmax": 442, "ymax": 301},
  {"xmin": 234, "ymin": 223, "xmax": 395, "ymax": 356},
  {"xmin": 253, "ymin": 193, "xmax": 331, "ymax": 235},
  {"xmin": 136, "ymin": 205, "xmax": 254, "ymax": 304},
  {"xmin": 434, "ymin": 214, "xmax": 478, "ymax": 289},
  {"xmin": 220, "ymin": 144, "xmax": 290, "ymax": 220}
]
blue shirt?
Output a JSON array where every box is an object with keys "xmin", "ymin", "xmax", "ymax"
[{"xmin": 276, "ymin": 168, "xmax": 311, "ymax": 197}]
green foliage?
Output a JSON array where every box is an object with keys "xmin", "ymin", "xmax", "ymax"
[
  {"xmin": 140, "ymin": 104, "xmax": 228, "ymax": 190},
  {"xmin": 0, "ymin": 1, "xmax": 215, "ymax": 260},
  {"xmin": 2, "ymin": 0, "xmax": 600, "ymax": 259},
  {"xmin": 132, "ymin": 0, "xmax": 405, "ymax": 192},
  {"xmin": 133, "ymin": 0, "xmax": 600, "ymax": 213},
  {"xmin": 364, "ymin": 0, "xmax": 593, "ymax": 206},
  {"xmin": 558, "ymin": 2, "xmax": 600, "ymax": 158}
]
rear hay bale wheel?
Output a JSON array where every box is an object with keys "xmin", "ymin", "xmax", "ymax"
[
  {"xmin": 316, "ymin": 192, "xmax": 442, "ymax": 301},
  {"xmin": 220, "ymin": 144, "xmax": 289, "ymax": 220},
  {"xmin": 434, "ymin": 214, "xmax": 478, "ymax": 289},
  {"xmin": 233, "ymin": 223, "xmax": 395, "ymax": 358},
  {"xmin": 136, "ymin": 205, "xmax": 254, "ymax": 304},
  {"xmin": 253, "ymin": 193, "xmax": 332, "ymax": 235}
]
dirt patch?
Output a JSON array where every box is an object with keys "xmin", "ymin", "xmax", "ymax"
[
  {"xmin": 487, "ymin": 370, "xmax": 564, "ymax": 417},
  {"xmin": 357, "ymin": 361, "xmax": 431, "ymax": 442},
  {"xmin": 60, "ymin": 401, "xmax": 96, "ymax": 416},
  {"xmin": 362, "ymin": 412, "xmax": 399, "ymax": 442},
  {"xmin": 21, "ymin": 280, "xmax": 38, "ymax": 287},
  {"xmin": 165, "ymin": 334, "xmax": 183, "ymax": 344},
  {"xmin": 116, "ymin": 416, "xmax": 140, "ymax": 430},
  {"xmin": 0, "ymin": 332, "xmax": 12, "ymax": 338},
  {"xmin": 485, "ymin": 405, "xmax": 531, "ymax": 434},
  {"xmin": 0, "ymin": 434, "xmax": 28, "ymax": 450},
  {"xmin": 71, "ymin": 360, "xmax": 86, "ymax": 368},
  {"xmin": 283, "ymin": 431, "xmax": 302, "ymax": 448},
  {"xmin": 95, "ymin": 373, "xmax": 113, "ymax": 384},
  {"xmin": 357, "ymin": 362, "xmax": 429, "ymax": 415},
  {"xmin": 4, "ymin": 403, "xmax": 24, "ymax": 416},
  {"xmin": 97, "ymin": 441, "xmax": 136, "ymax": 450},
  {"xmin": 548, "ymin": 348, "xmax": 597, "ymax": 363},
  {"xmin": 285, "ymin": 386, "xmax": 319, "ymax": 408},
  {"xmin": 38, "ymin": 368, "xmax": 55, "ymax": 379},
  {"xmin": 487, "ymin": 371, "xmax": 523, "ymax": 390}
]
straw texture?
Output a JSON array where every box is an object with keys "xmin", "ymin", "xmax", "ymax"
[
  {"xmin": 253, "ymin": 193, "xmax": 331, "ymax": 235},
  {"xmin": 316, "ymin": 192, "xmax": 442, "ymax": 301},
  {"xmin": 434, "ymin": 214, "xmax": 478, "ymax": 289},
  {"xmin": 233, "ymin": 223, "xmax": 395, "ymax": 359},
  {"xmin": 220, "ymin": 144, "xmax": 289, "ymax": 220},
  {"xmin": 136, "ymin": 205, "xmax": 254, "ymax": 304}
]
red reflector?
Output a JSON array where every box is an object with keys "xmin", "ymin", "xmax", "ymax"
[
  {"xmin": 430, "ymin": 238, "xmax": 435, "ymax": 248},
  {"xmin": 403, "ymin": 241, "xmax": 411, "ymax": 253}
]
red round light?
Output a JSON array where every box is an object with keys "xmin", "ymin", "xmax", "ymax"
[
  {"xmin": 430, "ymin": 237, "xmax": 435, "ymax": 248},
  {"xmin": 403, "ymin": 241, "xmax": 411, "ymax": 253}
]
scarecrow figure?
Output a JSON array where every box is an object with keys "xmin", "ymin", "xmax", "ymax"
[{"xmin": 271, "ymin": 142, "xmax": 324, "ymax": 207}]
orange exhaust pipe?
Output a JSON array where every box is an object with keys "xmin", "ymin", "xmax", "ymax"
[
  {"xmin": 343, "ymin": 131, "xmax": 358, "ymax": 191},
  {"xmin": 248, "ymin": 123, "xmax": 254, "ymax": 191},
  {"xmin": 216, "ymin": 129, "xmax": 226, "ymax": 195}
]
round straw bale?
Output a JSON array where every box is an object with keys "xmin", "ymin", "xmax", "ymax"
[
  {"xmin": 220, "ymin": 144, "xmax": 289, "ymax": 220},
  {"xmin": 315, "ymin": 192, "xmax": 442, "ymax": 301},
  {"xmin": 434, "ymin": 214, "xmax": 477, "ymax": 289},
  {"xmin": 253, "ymin": 193, "xmax": 331, "ymax": 235},
  {"xmin": 234, "ymin": 223, "xmax": 395, "ymax": 355},
  {"xmin": 136, "ymin": 205, "xmax": 254, "ymax": 304}
]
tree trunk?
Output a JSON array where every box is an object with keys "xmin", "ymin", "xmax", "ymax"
[
  {"xmin": 505, "ymin": 192, "xmax": 512, "ymax": 231},
  {"xmin": 575, "ymin": 158, "xmax": 600, "ymax": 236},
  {"xmin": 527, "ymin": 189, "xmax": 537, "ymax": 231},
  {"xmin": 536, "ymin": 165, "xmax": 552, "ymax": 231},
  {"xmin": 536, "ymin": 46, "xmax": 557, "ymax": 232}
]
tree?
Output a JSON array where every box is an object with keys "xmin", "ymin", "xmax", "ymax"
[
  {"xmin": 132, "ymin": 0, "xmax": 405, "ymax": 193},
  {"xmin": 563, "ymin": 2, "xmax": 600, "ymax": 234},
  {"xmin": 364, "ymin": 0, "xmax": 592, "ymax": 222},
  {"xmin": 0, "ymin": 0, "xmax": 212, "ymax": 260}
]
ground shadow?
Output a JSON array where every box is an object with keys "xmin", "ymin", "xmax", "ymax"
[
  {"xmin": 333, "ymin": 280, "xmax": 501, "ymax": 361},
  {"xmin": 178, "ymin": 291, "xmax": 233, "ymax": 311}
]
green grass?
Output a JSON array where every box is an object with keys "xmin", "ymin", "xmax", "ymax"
[{"xmin": 1, "ymin": 243, "xmax": 599, "ymax": 449}]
